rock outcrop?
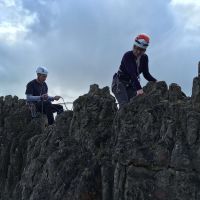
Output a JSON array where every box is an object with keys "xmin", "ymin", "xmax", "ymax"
[{"xmin": 1, "ymin": 77, "xmax": 200, "ymax": 200}]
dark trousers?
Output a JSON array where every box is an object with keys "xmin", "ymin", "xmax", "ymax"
[
  {"xmin": 111, "ymin": 74, "xmax": 136, "ymax": 109},
  {"xmin": 35, "ymin": 101, "xmax": 63, "ymax": 125}
]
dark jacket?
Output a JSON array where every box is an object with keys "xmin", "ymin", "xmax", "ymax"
[
  {"xmin": 117, "ymin": 51, "xmax": 156, "ymax": 90},
  {"xmin": 25, "ymin": 79, "xmax": 48, "ymax": 96}
]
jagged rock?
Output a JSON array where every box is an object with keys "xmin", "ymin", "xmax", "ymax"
[
  {"xmin": 192, "ymin": 76, "xmax": 200, "ymax": 110},
  {"xmin": 1, "ymin": 79, "xmax": 200, "ymax": 200},
  {"xmin": 169, "ymin": 83, "xmax": 187, "ymax": 102}
]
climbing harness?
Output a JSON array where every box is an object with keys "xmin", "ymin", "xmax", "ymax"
[{"xmin": 27, "ymin": 96, "xmax": 72, "ymax": 119}]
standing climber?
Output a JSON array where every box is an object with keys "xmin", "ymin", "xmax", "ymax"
[
  {"xmin": 111, "ymin": 33, "xmax": 157, "ymax": 108},
  {"xmin": 25, "ymin": 67, "xmax": 63, "ymax": 125}
]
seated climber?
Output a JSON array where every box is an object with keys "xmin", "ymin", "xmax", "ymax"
[
  {"xmin": 25, "ymin": 66, "xmax": 63, "ymax": 125},
  {"xmin": 111, "ymin": 33, "xmax": 157, "ymax": 109}
]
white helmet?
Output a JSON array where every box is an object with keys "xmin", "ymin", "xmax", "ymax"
[{"xmin": 36, "ymin": 66, "xmax": 48, "ymax": 75}]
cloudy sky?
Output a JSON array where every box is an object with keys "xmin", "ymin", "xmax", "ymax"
[{"xmin": 0, "ymin": 0, "xmax": 200, "ymax": 104}]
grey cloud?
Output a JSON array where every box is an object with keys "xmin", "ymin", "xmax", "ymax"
[{"xmin": 0, "ymin": 0, "xmax": 199, "ymax": 100}]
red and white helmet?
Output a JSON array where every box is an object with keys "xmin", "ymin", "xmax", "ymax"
[{"xmin": 134, "ymin": 33, "xmax": 150, "ymax": 49}]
